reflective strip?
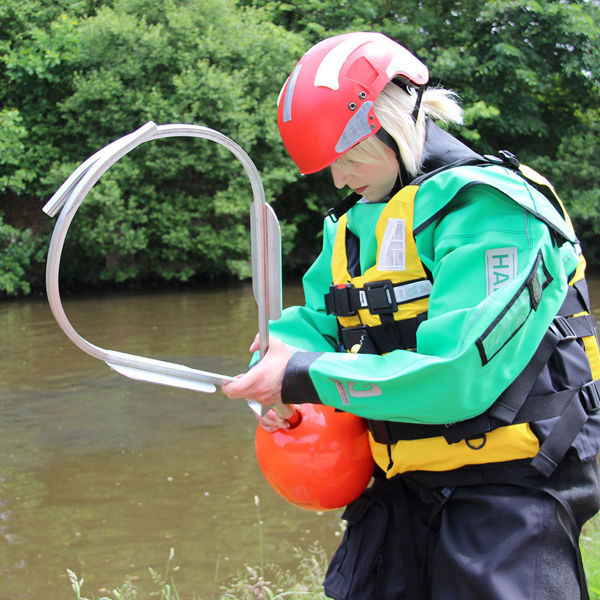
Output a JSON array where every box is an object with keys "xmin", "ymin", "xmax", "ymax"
[
  {"xmin": 357, "ymin": 279, "xmax": 432, "ymax": 309},
  {"xmin": 378, "ymin": 217, "xmax": 406, "ymax": 271},
  {"xmin": 314, "ymin": 32, "xmax": 379, "ymax": 90},
  {"xmin": 477, "ymin": 253, "xmax": 549, "ymax": 365},
  {"xmin": 335, "ymin": 101, "xmax": 373, "ymax": 153},
  {"xmin": 282, "ymin": 64, "xmax": 302, "ymax": 123},
  {"xmin": 394, "ymin": 279, "xmax": 432, "ymax": 304}
]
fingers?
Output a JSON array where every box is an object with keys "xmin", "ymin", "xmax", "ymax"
[
  {"xmin": 222, "ymin": 369, "xmax": 280, "ymax": 405},
  {"xmin": 255, "ymin": 409, "xmax": 290, "ymax": 432},
  {"xmin": 221, "ymin": 337, "xmax": 291, "ymax": 406},
  {"xmin": 249, "ymin": 333, "xmax": 260, "ymax": 353}
]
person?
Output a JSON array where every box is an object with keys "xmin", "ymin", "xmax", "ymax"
[{"xmin": 222, "ymin": 31, "xmax": 600, "ymax": 600}]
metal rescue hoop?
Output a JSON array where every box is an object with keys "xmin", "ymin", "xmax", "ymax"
[{"xmin": 43, "ymin": 121, "xmax": 284, "ymax": 416}]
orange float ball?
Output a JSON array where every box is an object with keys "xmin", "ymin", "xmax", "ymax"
[{"xmin": 255, "ymin": 404, "xmax": 374, "ymax": 511}]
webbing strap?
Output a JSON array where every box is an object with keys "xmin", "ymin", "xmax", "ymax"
[
  {"xmin": 325, "ymin": 279, "xmax": 432, "ymax": 317},
  {"xmin": 391, "ymin": 479, "xmax": 424, "ymax": 600},
  {"xmin": 421, "ymin": 486, "xmax": 454, "ymax": 600},
  {"xmin": 530, "ymin": 379, "xmax": 600, "ymax": 477},
  {"xmin": 561, "ymin": 278, "xmax": 593, "ymax": 316},
  {"xmin": 369, "ymin": 378, "xmax": 600, "ymax": 446},
  {"xmin": 368, "ymin": 313, "xmax": 598, "ymax": 446},
  {"xmin": 340, "ymin": 313, "xmax": 427, "ymax": 354},
  {"xmin": 327, "ymin": 192, "xmax": 362, "ymax": 223},
  {"xmin": 489, "ymin": 314, "xmax": 596, "ymax": 424},
  {"xmin": 514, "ymin": 380, "xmax": 600, "ymax": 424},
  {"xmin": 488, "ymin": 325, "xmax": 561, "ymax": 424}
]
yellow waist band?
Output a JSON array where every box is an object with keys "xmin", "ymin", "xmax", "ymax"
[{"xmin": 369, "ymin": 423, "xmax": 540, "ymax": 477}]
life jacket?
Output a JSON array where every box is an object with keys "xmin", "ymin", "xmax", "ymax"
[
  {"xmin": 324, "ymin": 186, "xmax": 431, "ymax": 355},
  {"xmin": 324, "ymin": 122, "xmax": 600, "ymax": 478}
]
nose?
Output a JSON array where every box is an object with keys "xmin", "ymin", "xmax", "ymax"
[{"xmin": 330, "ymin": 163, "xmax": 350, "ymax": 189}]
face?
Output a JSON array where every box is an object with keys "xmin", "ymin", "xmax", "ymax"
[{"xmin": 330, "ymin": 143, "xmax": 399, "ymax": 202}]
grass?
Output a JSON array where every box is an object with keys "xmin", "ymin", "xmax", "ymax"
[
  {"xmin": 66, "ymin": 495, "xmax": 329, "ymax": 600},
  {"xmin": 67, "ymin": 500, "xmax": 600, "ymax": 600},
  {"xmin": 66, "ymin": 542, "xmax": 329, "ymax": 600},
  {"xmin": 582, "ymin": 512, "xmax": 600, "ymax": 599}
]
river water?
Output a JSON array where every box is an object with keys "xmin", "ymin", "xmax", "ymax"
[
  {"xmin": 3, "ymin": 276, "xmax": 600, "ymax": 599},
  {"xmin": 0, "ymin": 283, "xmax": 343, "ymax": 600}
]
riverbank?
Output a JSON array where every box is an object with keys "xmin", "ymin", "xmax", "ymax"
[{"xmin": 67, "ymin": 512, "xmax": 600, "ymax": 600}]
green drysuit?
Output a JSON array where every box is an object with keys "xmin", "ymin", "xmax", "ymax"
[{"xmin": 272, "ymin": 164, "xmax": 581, "ymax": 425}]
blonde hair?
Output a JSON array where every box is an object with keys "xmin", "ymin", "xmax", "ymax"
[{"xmin": 335, "ymin": 83, "xmax": 464, "ymax": 180}]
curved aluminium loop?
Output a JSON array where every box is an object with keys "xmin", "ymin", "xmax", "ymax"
[{"xmin": 44, "ymin": 121, "xmax": 281, "ymax": 399}]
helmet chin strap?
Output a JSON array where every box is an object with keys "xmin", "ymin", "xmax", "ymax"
[
  {"xmin": 375, "ymin": 82, "xmax": 425, "ymax": 194},
  {"xmin": 391, "ymin": 79, "xmax": 425, "ymax": 124},
  {"xmin": 374, "ymin": 127, "xmax": 409, "ymax": 192},
  {"xmin": 410, "ymin": 85, "xmax": 425, "ymax": 123}
]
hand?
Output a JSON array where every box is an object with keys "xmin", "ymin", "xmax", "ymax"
[
  {"xmin": 222, "ymin": 336, "xmax": 292, "ymax": 406},
  {"xmin": 254, "ymin": 408, "xmax": 291, "ymax": 432}
]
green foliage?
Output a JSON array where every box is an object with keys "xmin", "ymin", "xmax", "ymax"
[
  {"xmin": 1, "ymin": 0, "xmax": 600, "ymax": 295},
  {"xmin": 0, "ymin": 215, "xmax": 45, "ymax": 295},
  {"xmin": 0, "ymin": 108, "xmax": 33, "ymax": 193},
  {"xmin": 66, "ymin": 542, "xmax": 329, "ymax": 600},
  {"xmin": 1, "ymin": 0, "xmax": 305, "ymax": 290},
  {"xmin": 582, "ymin": 512, "xmax": 600, "ymax": 599},
  {"xmin": 50, "ymin": 0, "xmax": 305, "ymax": 284},
  {"xmin": 534, "ymin": 108, "xmax": 600, "ymax": 262},
  {"xmin": 63, "ymin": 516, "xmax": 600, "ymax": 600}
]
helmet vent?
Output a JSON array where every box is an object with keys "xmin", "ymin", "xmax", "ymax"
[{"xmin": 313, "ymin": 33, "xmax": 379, "ymax": 90}]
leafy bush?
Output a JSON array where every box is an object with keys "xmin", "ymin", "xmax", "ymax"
[
  {"xmin": 1, "ymin": 0, "xmax": 600, "ymax": 295},
  {"xmin": 0, "ymin": 215, "xmax": 45, "ymax": 295}
]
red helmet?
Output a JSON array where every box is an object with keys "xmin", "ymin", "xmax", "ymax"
[{"xmin": 277, "ymin": 32, "xmax": 429, "ymax": 174}]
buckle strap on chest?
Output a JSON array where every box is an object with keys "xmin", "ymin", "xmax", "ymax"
[
  {"xmin": 340, "ymin": 313, "xmax": 427, "ymax": 354},
  {"xmin": 325, "ymin": 279, "xmax": 432, "ymax": 317}
]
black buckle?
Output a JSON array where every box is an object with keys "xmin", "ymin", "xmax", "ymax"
[
  {"xmin": 432, "ymin": 486, "xmax": 455, "ymax": 505},
  {"xmin": 340, "ymin": 325, "xmax": 371, "ymax": 354},
  {"xmin": 327, "ymin": 192, "xmax": 361, "ymax": 223},
  {"xmin": 551, "ymin": 316, "xmax": 577, "ymax": 341},
  {"xmin": 325, "ymin": 283, "xmax": 357, "ymax": 317},
  {"xmin": 580, "ymin": 380, "xmax": 600, "ymax": 414},
  {"xmin": 498, "ymin": 150, "xmax": 520, "ymax": 169},
  {"xmin": 364, "ymin": 280, "xmax": 397, "ymax": 315}
]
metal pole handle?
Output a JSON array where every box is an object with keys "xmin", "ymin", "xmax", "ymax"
[{"xmin": 44, "ymin": 121, "xmax": 287, "ymax": 417}]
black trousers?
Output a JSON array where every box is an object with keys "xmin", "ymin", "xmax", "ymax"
[{"xmin": 323, "ymin": 453, "xmax": 600, "ymax": 600}]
